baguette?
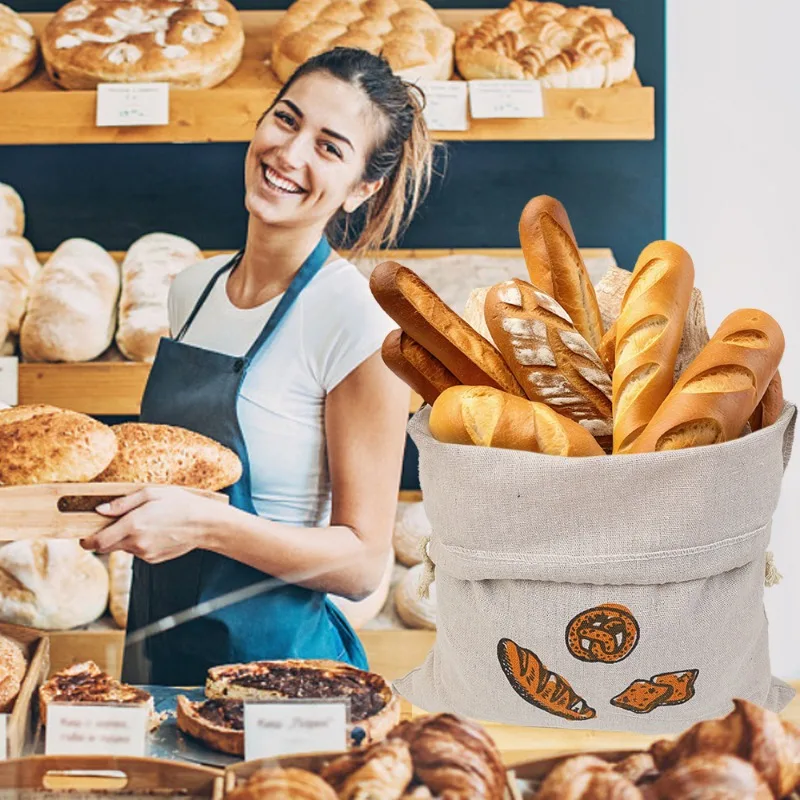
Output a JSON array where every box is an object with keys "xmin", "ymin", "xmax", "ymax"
[
  {"xmin": 750, "ymin": 371, "xmax": 784, "ymax": 432},
  {"xmin": 518, "ymin": 196, "xmax": 604, "ymax": 350},
  {"xmin": 629, "ymin": 309, "xmax": 785, "ymax": 454},
  {"xmin": 462, "ymin": 286, "xmax": 494, "ymax": 344},
  {"xmin": 484, "ymin": 279, "xmax": 613, "ymax": 448},
  {"xmin": 430, "ymin": 385, "xmax": 604, "ymax": 457},
  {"xmin": 612, "ymin": 241, "xmax": 695, "ymax": 454},
  {"xmin": 369, "ymin": 261, "xmax": 523, "ymax": 396},
  {"xmin": 381, "ymin": 329, "xmax": 459, "ymax": 407}
]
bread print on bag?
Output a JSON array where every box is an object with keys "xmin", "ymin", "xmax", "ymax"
[
  {"xmin": 611, "ymin": 669, "xmax": 699, "ymax": 714},
  {"xmin": 497, "ymin": 638, "xmax": 596, "ymax": 721},
  {"xmin": 565, "ymin": 603, "xmax": 640, "ymax": 664}
]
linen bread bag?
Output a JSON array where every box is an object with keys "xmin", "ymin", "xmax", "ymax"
[{"xmin": 373, "ymin": 197, "xmax": 795, "ymax": 733}]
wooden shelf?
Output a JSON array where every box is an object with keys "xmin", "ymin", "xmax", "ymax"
[{"xmin": 0, "ymin": 11, "xmax": 654, "ymax": 145}]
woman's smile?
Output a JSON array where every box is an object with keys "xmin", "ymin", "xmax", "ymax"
[{"xmin": 262, "ymin": 164, "xmax": 307, "ymax": 196}]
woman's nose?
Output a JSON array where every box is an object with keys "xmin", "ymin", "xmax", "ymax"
[{"xmin": 275, "ymin": 132, "xmax": 308, "ymax": 171}]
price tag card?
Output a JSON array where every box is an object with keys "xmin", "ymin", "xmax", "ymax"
[
  {"xmin": 0, "ymin": 356, "xmax": 18, "ymax": 408},
  {"xmin": 96, "ymin": 83, "xmax": 169, "ymax": 127},
  {"xmin": 45, "ymin": 704, "xmax": 148, "ymax": 756},
  {"xmin": 416, "ymin": 81, "xmax": 469, "ymax": 131},
  {"xmin": 244, "ymin": 699, "xmax": 349, "ymax": 761},
  {"xmin": 0, "ymin": 714, "xmax": 7, "ymax": 761},
  {"xmin": 468, "ymin": 80, "xmax": 544, "ymax": 119}
]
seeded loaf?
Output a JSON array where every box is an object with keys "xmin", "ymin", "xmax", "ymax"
[{"xmin": 0, "ymin": 631, "xmax": 27, "ymax": 712}]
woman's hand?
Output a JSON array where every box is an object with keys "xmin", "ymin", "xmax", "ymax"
[{"xmin": 79, "ymin": 487, "xmax": 225, "ymax": 564}]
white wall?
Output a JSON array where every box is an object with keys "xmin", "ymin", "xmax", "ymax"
[{"xmin": 666, "ymin": 1, "xmax": 800, "ymax": 677}]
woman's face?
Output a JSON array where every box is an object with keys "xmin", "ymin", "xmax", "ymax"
[{"xmin": 244, "ymin": 71, "xmax": 384, "ymax": 230}]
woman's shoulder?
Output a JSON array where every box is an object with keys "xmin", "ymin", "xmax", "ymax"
[
  {"xmin": 170, "ymin": 252, "xmax": 232, "ymax": 303},
  {"xmin": 307, "ymin": 256, "xmax": 376, "ymax": 307}
]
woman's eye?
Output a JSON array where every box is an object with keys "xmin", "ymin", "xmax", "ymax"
[
  {"xmin": 321, "ymin": 141, "xmax": 342, "ymax": 159},
  {"xmin": 275, "ymin": 111, "xmax": 296, "ymax": 127}
]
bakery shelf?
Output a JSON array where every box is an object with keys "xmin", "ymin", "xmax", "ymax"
[{"xmin": 0, "ymin": 11, "xmax": 654, "ymax": 145}]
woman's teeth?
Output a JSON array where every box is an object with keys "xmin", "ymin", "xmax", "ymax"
[{"xmin": 263, "ymin": 166, "xmax": 304, "ymax": 194}]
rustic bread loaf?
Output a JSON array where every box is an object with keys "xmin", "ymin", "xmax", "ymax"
[
  {"xmin": 0, "ymin": 631, "xmax": 27, "ymax": 712},
  {"xmin": 94, "ymin": 422, "xmax": 242, "ymax": 491},
  {"xmin": 750, "ymin": 371, "xmax": 784, "ymax": 432},
  {"xmin": 0, "ymin": 236, "xmax": 40, "ymax": 350},
  {"xmin": 0, "ymin": 4, "xmax": 37, "ymax": 92},
  {"xmin": 108, "ymin": 550, "xmax": 133, "ymax": 629},
  {"xmin": 117, "ymin": 232, "xmax": 201, "ymax": 362},
  {"xmin": 0, "ymin": 182, "xmax": 23, "ymax": 237},
  {"xmin": 20, "ymin": 238, "xmax": 120, "ymax": 362},
  {"xmin": 0, "ymin": 539, "xmax": 109, "ymax": 630},
  {"xmin": 0, "ymin": 404, "xmax": 117, "ymax": 484},
  {"xmin": 395, "ymin": 563, "xmax": 436, "ymax": 630},
  {"xmin": 393, "ymin": 501, "xmax": 430, "ymax": 567}
]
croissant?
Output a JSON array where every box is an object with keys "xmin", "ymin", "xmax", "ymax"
[
  {"xmin": 321, "ymin": 739, "xmax": 413, "ymax": 800},
  {"xmin": 612, "ymin": 753, "xmax": 658, "ymax": 785},
  {"xmin": 650, "ymin": 699, "xmax": 800, "ymax": 798},
  {"xmin": 534, "ymin": 755, "xmax": 642, "ymax": 799},
  {"xmin": 647, "ymin": 754, "xmax": 773, "ymax": 800},
  {"xmin": 226, "ymin": 767, "xmax": 337, "ymax": 800},
  {"xmin": 392, "ymin": 714, "xmax": 506, "ymax": 800}
]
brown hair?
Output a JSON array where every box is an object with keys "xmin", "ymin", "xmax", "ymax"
[{"xmin": 265, "ymin": 47, "xmax": 437, "ymax": 257}]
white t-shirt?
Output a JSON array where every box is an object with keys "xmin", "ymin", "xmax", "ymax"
[{"xmin": 168, "ymin": 253, "xmax": 395, "ymax": 527}]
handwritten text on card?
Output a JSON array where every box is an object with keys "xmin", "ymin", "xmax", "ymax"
[
  {"xmin": 468, "ymin": 80, "xmax": 545, "ymax": 119},
  {"xmin": 45, "ymin": 704, "xmax": 148, "ymax": 756},
  {"xmin": 96, "ymin": 83, "xmax": 170, "ymax": 127}
]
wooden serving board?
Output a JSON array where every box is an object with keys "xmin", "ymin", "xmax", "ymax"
[{"xmin": 0, "ymin": 483, "xmax": 229, "ymax": 540}]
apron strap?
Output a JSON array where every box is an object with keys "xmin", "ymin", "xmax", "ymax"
[{"xmin": 175, "ymin": 250, "xmax": 244, "ymax": 343}]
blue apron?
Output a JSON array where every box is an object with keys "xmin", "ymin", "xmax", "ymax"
[{"xmin": 122, "ymin": 238, "xmax": 368, "ymax": 686}]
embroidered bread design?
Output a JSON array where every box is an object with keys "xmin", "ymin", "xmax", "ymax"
[
  {"xmin": 455, "ymin": 0, "xmax": 635, "ymax": 88},
  {"xmin": 497, "ymin": 637, "xmax": 596, "ymax": 721},
  {"xmin": 611, "ymin": 669, "xmax": 699, "ymax": 714},
  {"xmin": 41, "ymin": 0, "xmax": 244, "ymax": 90},
  {"xmin": 565, "ymin": 603, "xmax": 640, "ymax": 664}
]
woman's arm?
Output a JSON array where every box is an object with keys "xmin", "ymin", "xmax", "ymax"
[{"xmin": 83, "ymin": 351, "xmax": 410, "ymax": 601}]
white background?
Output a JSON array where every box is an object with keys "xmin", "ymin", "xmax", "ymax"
[{"xmin": 666, "ymin": 1, "xmax": 800, "ymax": 677}]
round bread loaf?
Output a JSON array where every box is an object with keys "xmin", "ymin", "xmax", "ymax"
[
  {"xmin": 41, "ymin": 0, "xmax": 244, "ymax": 90},
  {"xmin": 0, "ymin": 236, "xmax": 41, "ymax": 344},
  {"xmin": 0, "ymin": 183, "xmax": 24, "ymax": 237},
  {"xmin": 0, "ymin": 5, "xmax": 38, "ymax": 92},
  {"xmin": 0, "ymin": 631, "xmax": 27, "ymax": 712},
  {"xmin": 108, "ymin": 550, "xmax": 133, "ymax": 629},
  {"xmin": 0, "ymin": 404, "xmax": 117, "ymax": 484},
  {"xmin": 394, "ymin": 563, "xmax": 436, "ymax": 630},
  {"xmin": 393, "ymin": 501, "xmax": 430, "ymax": 567},
  {"xmin": 0, "ymin": 540, "xmax": 109, "ymax": 630}
]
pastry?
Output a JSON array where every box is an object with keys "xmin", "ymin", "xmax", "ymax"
[
  {"xmin": 93, "ymin": 422, "xmax": 242, "ymax": 491},
  {"xmin": 0, "ymin": 631, "xmax": 27, "ymax": 713},
  {"xmin": 322, "ymin": 738, "xmax": 414, "ymax": 799},
  {"xmin": 497, "ymin": 637, "xmax": 596, "ymax": 721},
  {"xmin": 455, "ymin": 0, "xmax": 635, "ymax": 88},
  {"xmin": 227, "ymin": 767, "xmax": 338, "ymax": 800},
  {"xmin": 0, "ymin": 236, "xmax": 40, "ymax": 351},
  {"xmin": 0, "ymin": 5, "xmax": 38, "ymax": 92},
  {"xmin": 534, "ymin": 755, "xmax": 641, "ymax": 799},
  {"xmin": 0, "ymin": 539, "xmax": 109, "ymax": 630},
  {"xmin": 649, "ymin": 754, "xmax": 773, "ymax": 800},
  {"xmin": 0, "ymin": 183, "xmax": 23, "ymax": 237},
  {"xmin": 565, "ymin": 603, "xmax": 640, "ymax": 664},
  {"xmin": 41, "ymin": 0, "xmax": 244, "ymax": 90},
  {"xmin": 116, "ymin": 232, "xmax": 201, "ymax": 363},
  {"xmin": 270, "ymin": 0, "xmax": 454, "ymax": 84},
  {"xmin": 176, "ymin": 695, "xmax": 244, "ymax": 756}
]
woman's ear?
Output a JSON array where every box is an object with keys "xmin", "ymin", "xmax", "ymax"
[{"xmin": 343, "ymin": 177, "xmax": 384, "ymax": 214}]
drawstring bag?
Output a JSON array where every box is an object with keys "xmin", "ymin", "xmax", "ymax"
[{"xmin": 394, "ymin": 403, "xmax": 797, "ymax": 733}]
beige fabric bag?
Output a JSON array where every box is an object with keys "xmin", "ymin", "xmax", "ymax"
[{"xmin": 394, "ymin": 403, "xmax": 797, "ymax": 733}]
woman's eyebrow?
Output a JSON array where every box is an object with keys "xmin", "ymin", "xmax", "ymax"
[{"xmin": 279, "ymin": 98, "xmax": 354, "ymax": 152}]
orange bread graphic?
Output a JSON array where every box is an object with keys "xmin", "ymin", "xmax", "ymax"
[
  {"xmin": 566, "ymin": 603, "xmax": 640, "ymax": 664},
  {"xmin": 497, "ymin": 638, "xmax": 596, "ymax": 722},
  {"xmin": 612, "ymin": 670, "xmax": 699, "ymax": 714}
]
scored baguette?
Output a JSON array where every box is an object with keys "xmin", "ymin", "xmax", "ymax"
[
  {"xmin": 484, "ymin": 279, "xmax": 613, "ymax": 449},
  {"xmin": 430, "ymin": 385, "xmax": 604, "ymax": 457},
  {"xmin": 612, "ymin": 241, "xmax": 695, "ymax": 454},
  {"xmin": 370, "ymin": 261, "xmax": 524, "ymax": 396},
  {"xmin": 629, "ymin": 309, "xmax": 785, "ymax": 454},
  {"xmin": 381, "ymin": 329, "xmax": 459, "ymax": 407},
  {"xmin": 518, "ymin": 196, "xmax": 604, "ymax": 350},
  {"xmin": 750, "ymin": 371, "xmax": 784, "ymax": 432}
]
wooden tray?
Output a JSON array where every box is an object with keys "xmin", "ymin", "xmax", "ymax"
[
  {"xmin": 0, "ymin": 621, "xmax": 50, "ymax": 759},
  {"xmin": 0, "ymin": 483, "xmax": 229, "ymax": 539},
  {"xmin": 0, "ymin": 755, "xmax": 223, "ymax": 797}
]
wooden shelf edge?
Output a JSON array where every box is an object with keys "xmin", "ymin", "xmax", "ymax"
[{"xmin": 0, "ymin": 10, "xmax": 655, "ymax": 145}]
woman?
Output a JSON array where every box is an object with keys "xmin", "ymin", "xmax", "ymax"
[{"xmin": 80, "ymin": 47, "xmax": 434, "ymax": 686}]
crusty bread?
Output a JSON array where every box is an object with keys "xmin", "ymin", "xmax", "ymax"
[
  {"xmin": 0, "ymin": 182, "xmax": 23, "ymax": 237},
  {"xmin": 270, "ymin": 0, "xmax": 454, "ymax": 84},
  {"xmin": 370, "ymin": 261, "xmax": 524, "ymax": 396},
  {"xmin": 462, "ymin": 287, "xmax": 495, "ymax": 344},
  {"xmin": 394, "ymin": 563, "xmax": 436, "ymax": 630},
  {"xmin": 750, "ymin": 371, "xmax": 784, "ymax": 432},
  {"xmin": 0, "ymin": 236, "xmax": 40, "ymax": 349},
  {"xmin": 41, "ymin": 0, "xmax": 244, "ymax": 90},
  {"xmin": 484, "ymin": 279, "xmax": 612, "ymax": 448},
  {"xmin": 518, "ymin": 196, "xmax": 604, "ymax": 351},
  {"xmin": 393, "ymin": 501, "xmax": 430, "ymax": 567},
  {"xmin": 117, "ymin": 232, "xmax": 201, "ymax": 362},
  {"xmin": 430, "ymin": 385, "xmax": 604, "ymax": 457},
  {"xmin": 108, "ymin": 550, "xmax": 133, "ymax": 630},
  {"xmin": 381, "ymin": 330, "xmax": 460, "ymax": 407},
  {"xmin": 94, "ymin": 422, "xmax": 242, "ymax": 490},
  {"xmin": 612, "ymin": 241, "xmax": 695, "ymax": 454},
  {"xmin": 0, "ymin": 5, "xmax": 37, "ymax": 92},
  {"xmin": 0, "ymin": 539, "xmax": 109, "ymax": 630},
  {"xmin": 20, "ymin": 238, "xmax": 120, "ymax": 363},
  {"xmin": 629, "ymin": 309, "xmax": 785, "ymax": 454},
  {"xmin": 0, "ymin": 404, "xmax": 117, "ymax": 484},
  {"xmin": 0, "ymin": 631, "xmax": 27, "ymax": 713},
  {"xmin": 228, "ymin": 767, "xmax": 339, "ymax": 800},
  {"xmin": 594, "ymin": 264, "xmax": 631, "ymax": 332}
]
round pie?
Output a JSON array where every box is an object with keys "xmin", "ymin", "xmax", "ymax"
[
  {"xmin": 455, "ymin": 0, "xmax": 635, "ymax": 88},
  {"xmin": 270, "ymin": 0, "xmax": 454, "ymax": 84},
  {"xmin": 41, "ymin": 0, "xmax": 245, "ymax": 90},
  {"xmin": 0, "ymin": 4, "xmax": 38, "ymax": 92}
]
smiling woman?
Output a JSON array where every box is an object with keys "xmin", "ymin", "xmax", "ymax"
[{"xmin": 80, "ymin": 47, "xmax": 436, "ymax": 686}]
